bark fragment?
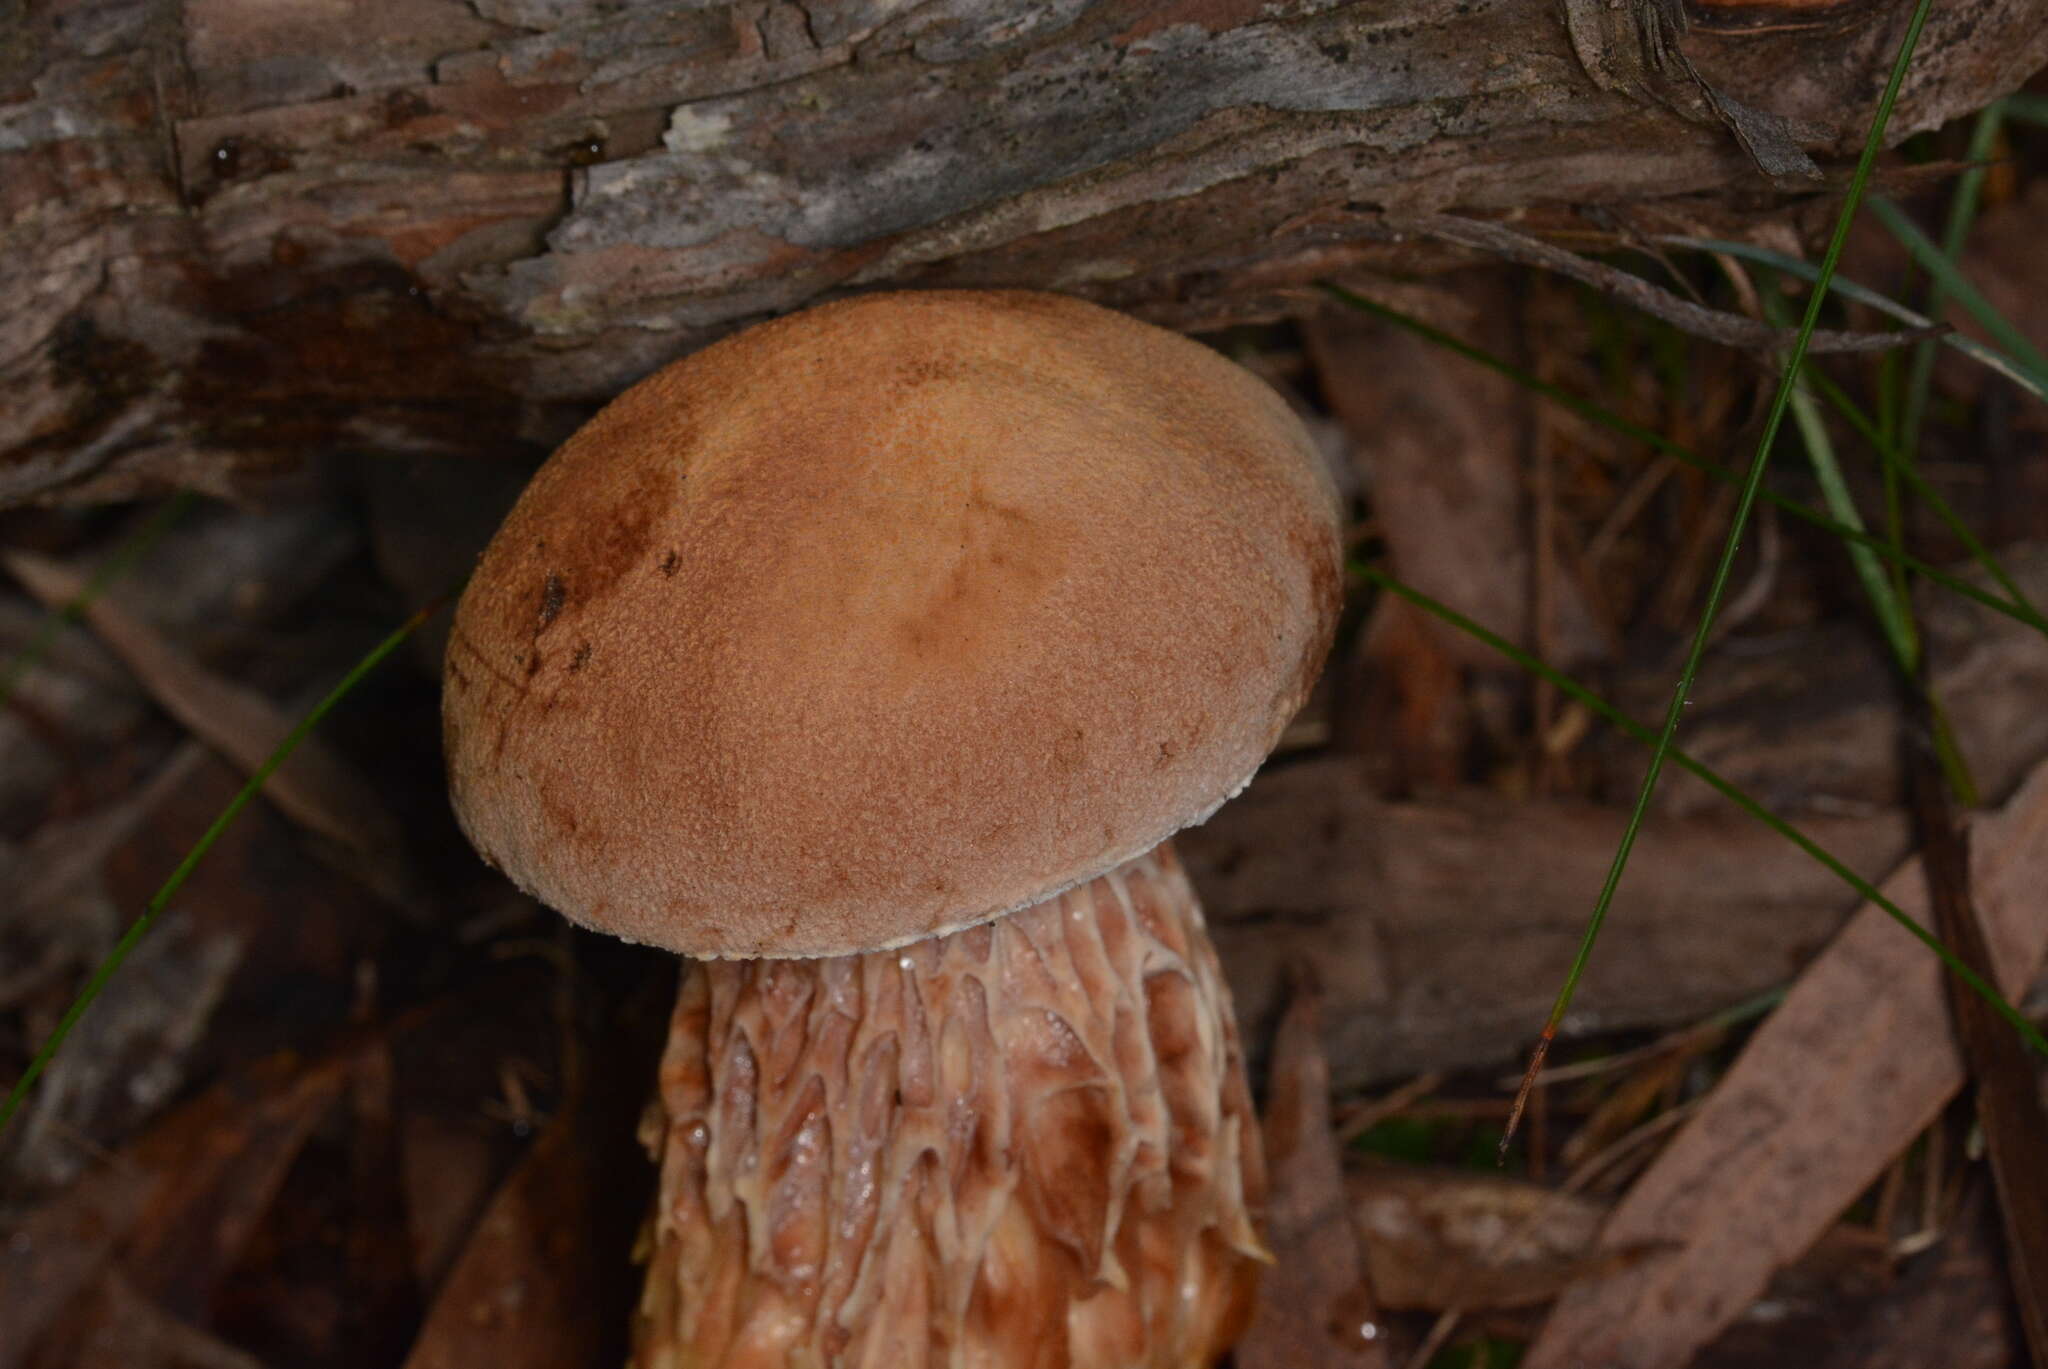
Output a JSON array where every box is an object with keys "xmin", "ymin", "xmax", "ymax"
[{"xmin": 5, "ymin": 0, "xmax": 2044, "ymax": 504}]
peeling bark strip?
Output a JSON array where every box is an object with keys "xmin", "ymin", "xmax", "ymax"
[{"xmin": 5, "ymin": 0, "xmax": 2045, "ymax": 505}]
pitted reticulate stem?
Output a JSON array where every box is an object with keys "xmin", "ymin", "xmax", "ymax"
[{"xmin": 633, "ymin": 841, "xmax": 1266, "ymax": 1369}]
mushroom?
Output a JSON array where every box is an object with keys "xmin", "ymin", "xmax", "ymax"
[{"xmin": 442, "ymin": 290, "xmax": 1342, "ymax": 1368}]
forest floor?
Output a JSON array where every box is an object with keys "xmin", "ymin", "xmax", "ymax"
[{"xmin": 4, "ymin": 95, "xmax": 2048, "ymax": 1369}]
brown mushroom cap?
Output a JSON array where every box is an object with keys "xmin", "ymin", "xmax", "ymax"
[{"xmin": 443, "ymin": 290, "xmax": 1340, "ymax": 957}]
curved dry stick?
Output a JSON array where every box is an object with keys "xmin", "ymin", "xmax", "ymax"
[{"xmin": 1387, "ymin": 213, "xmax": 1945, "ymax": 355}]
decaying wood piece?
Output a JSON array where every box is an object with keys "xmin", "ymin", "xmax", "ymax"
[
  {"xmin": 1594, "ymin": 543, "xmax": 2048, "ymax": 817},
  {"xmin": 6, "ymin": 0, "xmax": 2047, "ymax": 504},
  {"xmin": 1181, "ymin": 760, "xmax": 1911, "ymax": 1088}
]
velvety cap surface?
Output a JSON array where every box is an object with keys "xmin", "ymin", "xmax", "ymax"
[{"xmin": 443, "ymin": 290, "xmax": 1340, "ymax": 957}]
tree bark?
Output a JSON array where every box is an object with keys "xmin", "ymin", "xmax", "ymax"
[{"xmin": 4, "ymin": 0, "xmax": 2044, "ymax": 505}]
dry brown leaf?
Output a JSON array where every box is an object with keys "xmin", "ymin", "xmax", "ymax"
[
  {"xmin": 0, "ymin": 1053, "xmax": 349, "ymax": 1369},
  {"xmin": 344, "ymin": 1035, "xmax": 422, "ymax": 1365},
  {"xmin": 0, "ymin": 741, "xmax": 207, "ymax": 1011},
  {"xmin": 1238, "ymin": 967, "xmax": 1392, "ymax": 1369},
  {"xmin": 1905, "ymin": 717, "xmax": 2048, "ymax": 1367},
  {"xmin": 399, "ymin": 1115, "xmax": 509, "ymax": 1291},
  {"xmin": 1556, "ymin": 1044, "xmax": 1698, "ymax": 1173},
  {"xmin": 1816, "ymin": 1189, "xmax": 2019, "ymax": 1369},
  {"xmin": 1597, "ymin": 544, "xmax": 2048, "ymax": 820},
  {"xmin": 400, "ymin": 1096, "xmax": 626, "ymax": 1369},
  {"xmin": 1524, "ymin": 756, "xmax": 2048, "ymax": 1369},
  {"xmin": 401, "ymin": 995, "xmax": 656, "ymax": 1369},
  {"xmin": 2, "ymin": 548, "xmax": 410, "ymax": 901},
  {"xmin": 1347, "ymin": 1164, "xmax": 1646, "ymax": 1312},
  {"xmin": 1305, "ymin": 295, "xmax": 1607, "ymax": 673},
  {"xmin": 6, "ymin": 916, "xmax": 246, "ymax": 1195},
  {"xmin": 1941, "ymin": 179, "xmax": 2048, "ymax": 438},
  {"xmin": 1345, "ymin": 595, "xmax": 1470, "ymax": 794},
  {"xmin": 35, "ymin": 1269, "xmax": 270, "ymax": 1369}
]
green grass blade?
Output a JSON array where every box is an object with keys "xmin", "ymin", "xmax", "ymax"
[
  {"xmin": 1664, "ymin": 236, "xmax": 2048, "ymax": 405},
  {"xmin": 0, "ymin": 492, "xmax": 197, "ymax": 710},
  {"xmin": 1869, "ymin": 195, "xmax": 2048, "ymax": 385},
  {"xmin": 1790, "ymin": 363, "xmax": 1993, "ymax": 806},
  {"xmin": 1777, "ymin": 366, "xmax": 1980, "ymax": 804},
  {"xmin": 1900, "ymin": 102, "xmax": 2006, "ymax": 458},
  {"xmin": 1507, "ymin": 0, "xmax": 1940, "ymax": 1143},
  {"xmin": 1800, "ymin": 365, "xmax": 2041, "ymax": 626},
  {"xmin": 1751, "ymin": 277, "xmax": 1994, "ymax": 813},
  {"xmin": 2005, "ymin": 92, "xmax": 2048, "ymax": 128},
  {"xmin": 1754, "ymin": 277, "xmax": 1915, "ymax": 667},
  {"xmin": 1318, "ymin": 284, "xmax": 2048, "ymax": 642},
  {"xmin": 1785, "ymin": 372, "xmax": 1919, "ymax": 662},
  {"xmin": 1360, "ymin": 564, "xmax": 2048, "ymax": 1058},
  {"xmin": 0, "ymin": 597, "xmax": 443, "ymax": 1137}
]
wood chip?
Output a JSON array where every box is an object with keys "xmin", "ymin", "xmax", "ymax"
[
  {"xmin": 1306, "ymin": 297, "xmax": 1607, "ymax": 673},
  {"xmin": 1347, "ymin": 1165, "xmax": 1642, "ymax": 1312},
  {"xmin": 1524, "ymin": 756, "xmax": 2048, "ymax": 1369}
]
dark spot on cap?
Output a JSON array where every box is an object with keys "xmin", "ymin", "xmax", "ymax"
[
  {"xmin": 570, "ymin": 642, "xmax": 592, "ymax": 672},
  {"xmin": 896, "ymin": 355, "xmax": 968, "ymax": 391},
  {"xmin": 1051, "ymin": 727, "xmax": 1086, "ymax": 772},
  {"xmin": 539, "ymin": 572, "xmax": 565, "ymax": 627},
  {"xmin": 659, "ymin": 549, "xmax": 681, "ymax": 577},
  {"xmin": 559, "ymin": 464, "xmax": 672, "ymax": 608}
]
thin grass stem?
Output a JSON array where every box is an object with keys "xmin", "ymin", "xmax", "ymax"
[
  {"xmin": 1869, "ymin": 196, "xmax": 2048, "ymax": 385},
  {"xmin": 1319, "ymin": 284, "xmax": 2048, "ymax": 642},
  {"xmin": 1899, "ymin": 103, "xmax": 2006, "ymax": 462},
  {"xmin": 1499, "ymin": 0, "xmax": 1942, "ymax": 1153},
  {"xmin": 1801, "ymin": 365, "xmax": 2040, "ymax": 624},
  {"xmin": 1664, "ymin": 237, "xmax": 2048, "ymax": 405},
  {"xmin": 1777, "ymin": 366, "xmax": 1979, "ymax": 803},
  {"xmin": 0, "ymin": 597, "xmax": 443, "ymax": 1136},
  {"xmin": 1784, "ymin": 371, "xmax": 1918, "ymax": 662},
  {"xmin": 1358, "ymin": 565, "xmax": 2047, "ymax": 1059},
  {"xmin": 0, "ymin": 492, "xmax": 197, "ymax": 710}
]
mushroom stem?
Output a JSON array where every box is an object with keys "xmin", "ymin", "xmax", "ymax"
[{"xmin": 633, "ymin": 840, "xmax": 1267, "ymax": 1369}]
